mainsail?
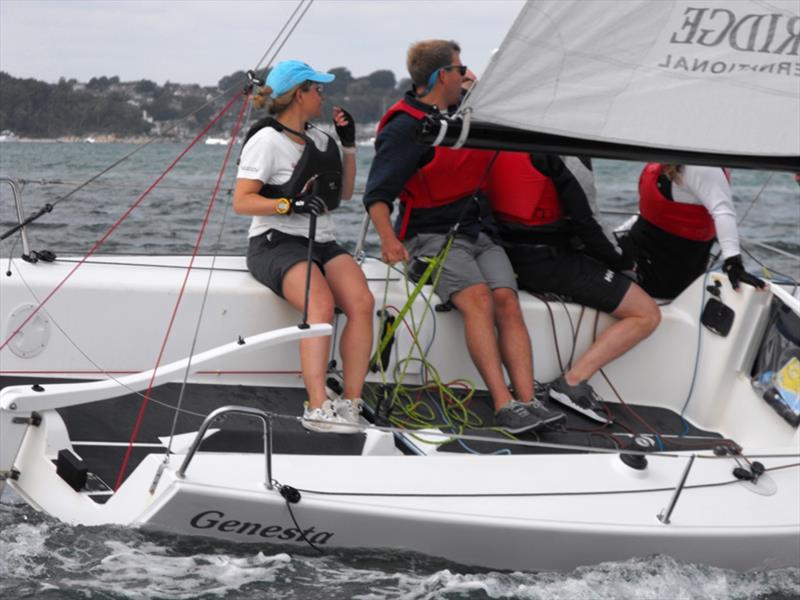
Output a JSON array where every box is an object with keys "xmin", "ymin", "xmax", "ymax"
[{"xmin": 425, "ymin": 0, "xmax": 800, "ymax": 170}]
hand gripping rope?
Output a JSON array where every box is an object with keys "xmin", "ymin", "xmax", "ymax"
[{"xmin": 364, "ymin": 152, "xmax": 531, "ymax": 452}]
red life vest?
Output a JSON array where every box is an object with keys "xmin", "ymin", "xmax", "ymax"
[
  {"xmin": 376, "ymin": 99, "xmax": 494, "ymax": 239},
  {"xmin": 638, "ymin": 163, "xmax": 717, "ymax": 242},
  {"xmin": 483, "ymin": 151, "xmax": 562, "ymax": 226}
]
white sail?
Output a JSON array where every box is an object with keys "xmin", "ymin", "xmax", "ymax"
[{"xmin": 462, "ymin": 0, "xmax": 800, "ymax": 158}]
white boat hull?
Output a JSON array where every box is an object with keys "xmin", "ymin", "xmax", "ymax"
[{"xmin": 2, "ymin": 255, "xmax": 799, "ymax": 571}]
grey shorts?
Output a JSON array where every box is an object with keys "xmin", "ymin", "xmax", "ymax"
[{"xmin": 405, "ymin": 232, "xmax": 518, "ymax": 302}]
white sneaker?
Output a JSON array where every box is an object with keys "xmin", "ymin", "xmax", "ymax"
[
  {"xmin": 332, "ymin": 398, "xmax": 364, "ymax": 426},
  {"xmin": 302, "ymin": 400, "xmax": 357, "ymax": 434}
]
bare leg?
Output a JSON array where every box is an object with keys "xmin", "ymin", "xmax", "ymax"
[
  {"xmin": 323, "ymin": 255, "xmax": 375, "ymax": 400},
  {"xmin": 450, "ymin": 283, "xmax": 514, "ymax": 411},
  {"xmin": 566, "ymin": 283, "xmax": 661, "ymax": 385},
  {"xmin": 492, "ymin": 287, "xmax": 535, "ymax": 402},
  {"xmin": 281, "ymin": 261, "xmax": 335, "ymax": 409}
]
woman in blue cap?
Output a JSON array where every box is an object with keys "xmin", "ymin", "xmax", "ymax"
[{"xmin": 233, "ymin": 60, "xmax": 373, "ymax": 433}]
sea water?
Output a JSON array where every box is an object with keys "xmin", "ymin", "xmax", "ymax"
[{"xmin": 1, "ymin": 142, "xmax": 799, "ymax": 599}]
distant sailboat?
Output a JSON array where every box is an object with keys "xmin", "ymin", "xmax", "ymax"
[{"xmin": 205, "ymin": 136, "xmax": 232, "ymax": 145}]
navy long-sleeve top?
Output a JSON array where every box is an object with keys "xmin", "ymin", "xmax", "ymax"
[{"xmin": 363, "ymin": 92, "xmax": 486, "ymax": 239}]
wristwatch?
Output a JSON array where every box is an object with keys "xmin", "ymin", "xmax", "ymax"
[{"xmin": 275, "ymin": 198, "xmax": 291, "ymax": 215}]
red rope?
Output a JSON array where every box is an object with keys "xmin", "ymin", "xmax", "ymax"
[
  {"xmin": 0, "ymin": 91, "xmax": 244, "ymax": 353},
  {"xmin": 113, "ymin": 92, "xmax": 251, "ymax": 491}
]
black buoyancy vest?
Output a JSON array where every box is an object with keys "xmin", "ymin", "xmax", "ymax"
[{"xmin": 241, "ymin": 116, "xmax": 343, "ymax": 211}]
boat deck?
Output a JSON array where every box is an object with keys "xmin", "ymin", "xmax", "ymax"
[{"xmin": 0, "ymin": 376, "xmax": 734, "ymax": 498}]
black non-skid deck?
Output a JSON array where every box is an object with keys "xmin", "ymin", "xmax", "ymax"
[{"xmin": 1, "ymin": 376, "xmax": 734, "ymax": 494}]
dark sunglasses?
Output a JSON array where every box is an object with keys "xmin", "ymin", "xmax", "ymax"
[{"xmin": 443, "ymin": 65, "xmax": 468, "ymax": 76}]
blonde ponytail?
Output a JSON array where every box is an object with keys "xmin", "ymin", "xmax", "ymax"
[{"xmin": 251, "ymin": 82, "xmax": 311, "ymax": 115}]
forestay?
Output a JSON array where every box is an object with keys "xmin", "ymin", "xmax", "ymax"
[{"xmin": 462, "ymin": 0, "xmax": 800, "ymax": 158}]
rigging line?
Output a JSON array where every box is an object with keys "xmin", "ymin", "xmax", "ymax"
[
  {"xmin": 12, "ymin": 178, "xmax": 372, "ymax": 198},
  {"xmin": 680, "ymin": 271, "xmax": 712, "ymax": 418},
  {"xmin": 251, "ymin": 0, "xmax": 309, "ymax": 73},
  {"xmin": 2, "ymin": 4, "xmax": 312, "ymax": 242},
  {"xmin": 538, "ymin": 295, "xmax": 565, "ymax": 373},
  {"xmin": 13, "ymin": 178, "xmax": 239, "ymax": 193},
  {"xmin": 0, "ymin": 91, "xmax": 244, "ymax": 354},
  {"xmin": 567, "ymin": 304, "xmax": 585, "ymax": 371},
  {"xmin": 0, "ymin": 140, "xmax": 157, "ymax": 242},
  {"xmin": 52, "ymin": 258, "xmax": 249, "ymax": 272},
  {"xmin": 741, "ymin": 245, "xmax": 799, "ymax": 293},
  {"xmin": 9, "ymin": 261, "xmax": 162, "ymax": 405},
  {"xmin": 290, "ymin": 462, "xmax": 800, "ymax": 498},
  {"xmin": 2, "ymin": 86, "xmax": 254, "ymax": 244},
  {"xmin": 742, "ymin": 239, "xmax": 800, "ymax": 263},
  {"xmin": 114, "ymin": 93, "xmax": 251, "ymax": 491},
  {"xmin": 165, "ymin": 122, "xmax": 243, "ymax": 458},
  {"xmin": 558, "ymin": 297, "xmax": 577, "ymax": 370},
  {"xmin": 265, "ymin": 407, "xmax": 797, "ymax": 460},
  {"xmin": 737, "ymin": 172, "xmax": 775, "ymax": 226},
  {"xmin": 257, "ymin": 0, "xmax": 315, "ymax": 77}
]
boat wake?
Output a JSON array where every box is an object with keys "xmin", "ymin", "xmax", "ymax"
[{"xmin": 2, "ymin": 496, "xmax": 797, "ymax": 600}]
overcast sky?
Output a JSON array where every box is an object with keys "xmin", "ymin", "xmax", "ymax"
[{"xmin": 0, "ymin": 0, "xmax": 525, "ymax": 86}]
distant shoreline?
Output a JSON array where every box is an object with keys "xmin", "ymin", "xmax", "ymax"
[{"xmin": 1, "ymin": 124, "xmax": 378, "ymax": 145}]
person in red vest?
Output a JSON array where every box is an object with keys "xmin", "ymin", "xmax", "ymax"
[
  {"xmin": 486, "ymin": 153, "xmax": 661, "ymax": 422},
  {"xmin": 621, "ymin": 163, "xmax": 766, "ymax": 299},
  {"xmin": 363, "ymin": 39, "xmax": 565, "ymax": 434}
]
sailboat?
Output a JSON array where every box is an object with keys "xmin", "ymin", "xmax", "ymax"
[{"xmin": 1, "ymin": 0, "xmax": 798, "ymax": 572}]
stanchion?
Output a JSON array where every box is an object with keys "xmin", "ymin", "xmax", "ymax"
[{"xmin": 299, "ymin": 213, "xmax": 317, "ymax": 329}]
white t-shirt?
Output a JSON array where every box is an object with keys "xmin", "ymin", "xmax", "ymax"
[
  {"xmin": 670, "ymin": 166, "xmax": 740, "ymax": 259},
  {"xmin": 237, "ymin": 125, "xmax": 339, "ymax": 242}
]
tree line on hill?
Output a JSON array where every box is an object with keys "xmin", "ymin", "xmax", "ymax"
[{"xmin": 0, "ymin": 68, "xmax": 411, "ymax": 139}]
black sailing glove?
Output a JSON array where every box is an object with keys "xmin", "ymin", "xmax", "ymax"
[
  {"xmin": 333, "ymin": 107, "xmax": 356, "ymax": 148},
  {"xmin": 290, "ymin": 192, "xmax": 327, "ymax": 216},
  {"xmin": 722, "ymin": 254, "xmax": 766, "ymax": 291}
]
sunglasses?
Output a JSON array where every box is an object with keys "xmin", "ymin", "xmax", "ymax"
[
  {"xmin": 443, "ymin": 65, "xmax": 468, "ymax": 76},
  {"xmin": 301, "ymin": 83, "xmax": 324, "ymax": 94}
]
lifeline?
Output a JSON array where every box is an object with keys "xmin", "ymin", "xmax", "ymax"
[{"xmin": 658, "ymin": 54, "xmax": 800, "ymax": 76}]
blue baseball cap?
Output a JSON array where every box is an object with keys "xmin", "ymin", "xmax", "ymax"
[{"xmin": 266, "ymin": 60, "xmax": 335, "ymax": 98}]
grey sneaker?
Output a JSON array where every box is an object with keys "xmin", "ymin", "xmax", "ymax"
[
  {"xmin": 524, "ymin": 398, "xmax": 566, "ymax": 426},
  {"xmin": 495, "ymin": 400, "xmax": 545, "ymax": 434},
  {"xmin": 302, "ymin": 400, "xmax": 357, "ymax": 434},
  {"xmin": 332, "ymin": 398, "xmax": 364, "ymax": 426},
  {"xmin": 548, "ymin": 376, "xmax": 610, "ymax": 424}
]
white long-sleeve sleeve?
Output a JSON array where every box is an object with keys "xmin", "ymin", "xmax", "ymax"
[{"xmin": 676, "ymin": 166, "xmax": 740, "ymax": 259}]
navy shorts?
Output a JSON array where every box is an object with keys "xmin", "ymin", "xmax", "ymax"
[
  {"xmin": 247, "ymin": 229, "xmax": 350, "ymax": 298},
  {"xmin": 505, "ymin": 245, "xmax": 632, "ymax": 314}
]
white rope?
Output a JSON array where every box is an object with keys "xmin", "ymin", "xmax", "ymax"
[
  {"xmin": 431, "ymin": 118, "xmax": 449, "ymax": 147},
  {"xmin": 452, "ymin": 108, "xmax": 472, "ymax": 149}
]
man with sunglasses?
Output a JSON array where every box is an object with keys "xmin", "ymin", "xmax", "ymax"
[{"xmin": 363, "ymin": 39, "xmax": 565, "ymax": 434}]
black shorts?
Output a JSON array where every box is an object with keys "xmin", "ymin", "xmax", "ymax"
[
  {"xmin": 618, "ymin": 218, "xmax": 713, "ymax": 300},
  {"xmin": 247, "ymin": 229, "xmax": 350, "ymax": 298},
  {"xmin": 505, "ymin": 245, "xmax": 632, "ymax": 314}
]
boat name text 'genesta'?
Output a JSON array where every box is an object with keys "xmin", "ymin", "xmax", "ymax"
[{"xmin": 189, "ymin": 510, "xmax": 335, "ymax": 544}]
